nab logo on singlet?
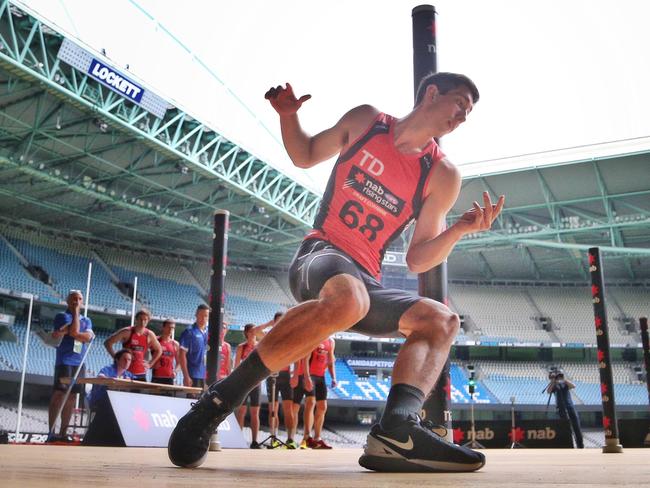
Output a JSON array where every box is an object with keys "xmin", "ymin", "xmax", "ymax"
[
  {"xmin": 344, "ymin": 167, "xmax": 405, "ymax": 217},
  {"xmin": 358, "ymin": 150, "xmax": 384, "ymax": 177}
]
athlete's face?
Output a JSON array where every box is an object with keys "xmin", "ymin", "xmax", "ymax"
[
  {"xmin": 244, "ymin": 328, "xmax": 255, "ymax": 343},
  {"xmin": 135, "ymin": 312, "xmax": 150, "ymax": 328},
  {"xmin": 429, "ymin": 85, "xmax": 474, "ymax": 136},
  {"xmin": 117, "ymin": 352, "xmax": 132, "ymax": 371},
  {"xmin": 163, "ymin": 321, "xmax": 175, "ymax": 337},
  {"xmin": 196, "ymin": 308, "xmax": 209, "ymax": 327},
  {"xmin": 67, "ymin": 292, "xmax": 83, "ymax": 310}
]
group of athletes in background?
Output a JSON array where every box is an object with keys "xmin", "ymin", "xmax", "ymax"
[{"xmin": 48, "ymin": 291, "xmax": 337, "ymax": 449}]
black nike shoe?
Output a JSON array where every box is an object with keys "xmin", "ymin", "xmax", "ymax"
[
  {"xmin": 358, "ymin": 416, "xmax": 485, "ymax": 472},
  {"xmin": 168, "ymin": 390, "xmax": 232, "ymax": 468}
]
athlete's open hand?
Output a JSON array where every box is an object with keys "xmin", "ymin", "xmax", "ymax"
[
  {"xmin": 455, "ymin": 192, "xmax": 505, "ymax": 235},
  {"xmin": 264, "ymin": 83, "xmax": 311, "ymax": 116}
]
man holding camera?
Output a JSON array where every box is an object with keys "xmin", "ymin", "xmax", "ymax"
[{"xmin": 546, "ymin": 370, "xmax": 584, "ymax": 448}]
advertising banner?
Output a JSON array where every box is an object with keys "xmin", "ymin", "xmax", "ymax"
[
  {"xmin": 85, "ymin": 391, "xmax": 247, "ymax": 448},
  {"xmin": 452, "ymin": 419, "xmax": 574, "ymax": 448}
]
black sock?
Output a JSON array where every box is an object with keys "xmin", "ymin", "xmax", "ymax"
[
  {"xmin": 210, "ymin": 350, "xmax": 270, "ymax": 409},
  {"xmin": 380, "ymin": 383, "xmax": 425, "ymax": 431}
]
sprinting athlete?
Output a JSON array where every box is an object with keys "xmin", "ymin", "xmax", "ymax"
[{"xmin": 169, "ymin": 72, "xmax": 504, "ymax": 472}]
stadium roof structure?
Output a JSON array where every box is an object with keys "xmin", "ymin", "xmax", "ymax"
[{"xmin": 0, "ymin": 1, "xmax": 648, "ymax": 283}]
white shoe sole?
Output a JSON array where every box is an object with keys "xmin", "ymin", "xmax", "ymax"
[{"xmin": 359, "ymin": 434, "xmax": 485, "ymax": 472}]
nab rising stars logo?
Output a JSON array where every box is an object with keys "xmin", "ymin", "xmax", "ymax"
[{"xmin": 344, "ymin": 167, "xmax": 404, "ymax": 217}]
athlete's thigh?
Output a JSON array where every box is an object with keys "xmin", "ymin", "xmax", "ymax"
[
  {"xmin": 293, "ymin": 383, "xmax": 306, "ymax": 404},
  {"xmin": 249, "ymin": 385, "xmax": 261, "ymax": 407},
  {"xmin": 350, "ymin": 274, "xmax": 422, "ymax": 337},
  {"xmin": 289, "ymin": 239, "xmax": 364, "ymax": 302},
  {"xmin": 278, "ymin": 375, "xmax": 292, "ymax": 402},
  {"xmin": 314, "ymin": 376, "xmax": 327, "ymax": 401}
]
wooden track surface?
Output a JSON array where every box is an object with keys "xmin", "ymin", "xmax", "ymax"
[
  {"xmin": 1, "ymin": 446, "xmax": 648, "ymax": 487},
  {"xmin": 60, "ymin": 376, "xmax": 202, "ymax": 394}
]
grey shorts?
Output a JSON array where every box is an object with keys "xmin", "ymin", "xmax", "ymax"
[{"xmin": 288, "ymin": 239, "xmax": 422, "ymax": 337}]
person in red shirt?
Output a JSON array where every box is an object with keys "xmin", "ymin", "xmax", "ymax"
[
  {"xmin": 169, "ymin": 73, "xmax": 504, "ymax": 473},
  {"xmin": 234, "ymin": 324, "xmax": 262, "ymax": 448},
  {"xmin": 217, "ymin": 322, "xmax": 232, "ymax": 381},
  {"xmin": 301, "ymin": 337, "xmax": 336, "ymax": 449},
  {"xmin": 254, "ymin": 312, "xmax": 297, "ymax": 448},
  {"xmin": 151, "ymin": 319, "xmax": 179, "ymax": 385},
  {"xmin": 104, "ymin": 309, "xmax": 162, "ymax": 382}
]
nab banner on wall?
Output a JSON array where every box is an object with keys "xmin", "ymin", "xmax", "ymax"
[
  {"xmin": 452, "ymin": 420, "xmax": 574, "ymax": 448},
  {"xmin": 106, "ymin": 390, "xmax": 247, "ymax": 448}
]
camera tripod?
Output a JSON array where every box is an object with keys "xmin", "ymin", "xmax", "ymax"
[
  {"xmin": 259, "ymin": 374, "xmax": 286, "ymax": 449},
  {"xmin": 509, "ymin": 396, "xmax": 525, "ymax": 448},
  {"xmin": 462, "ymin": 392, "xmax": 485, "ymax": 449}
]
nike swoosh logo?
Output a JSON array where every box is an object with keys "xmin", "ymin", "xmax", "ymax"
[{"xmin": 377, "ymin": 434, "xmax": 414, "ymax": 451}]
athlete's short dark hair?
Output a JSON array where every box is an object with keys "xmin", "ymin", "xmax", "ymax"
[
  {"xmin": 196, "ymin": 304, "xmax": 210, "ymax": 313},
  {"xmin": 135, "ymin": 309, "xmax": 150, "ymax": 319},
  {"xmin": 114, "ymin": 348, "xmax": 132, "ymax": 363},
  {"xmin": 415, "ymin": 72, "xmax": 480, "ymax": 106},
  {"xmin": 243, "ymin": 323, "xmax": 255, "ymax": 334}
]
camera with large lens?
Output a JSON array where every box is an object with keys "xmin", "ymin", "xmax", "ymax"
[{"xmin": 548, "ymin": 367, "xmax": 564, "ymax": 381}]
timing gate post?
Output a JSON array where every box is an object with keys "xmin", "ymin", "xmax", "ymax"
[
  {"xmin": 412, "ymin": 4, "xmax": 452, "ymax": 440},
  {"xmin": 640, "ymin": 317, "xmax": 650, "ymax": 406},
  {"xmin": 588, "ymin": 247, "xmax": 623, "ymax": 453},
  {"xmin": 206, "ymin": 210, "xmax": 229, "ymax": 386}
]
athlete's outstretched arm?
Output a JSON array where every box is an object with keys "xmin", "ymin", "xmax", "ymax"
[
  {"xmin": 265, "ymin": 83, "xmax": 377, "ymax": 168},
  {"xmin": 406, "ymin": 160, "xmax": 504, "ymax": 273}
]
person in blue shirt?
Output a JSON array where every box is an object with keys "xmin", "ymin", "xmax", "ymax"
[
  {"xmin": 179, "ymin": 304, "xmax": 209, "ymax": 389},
  {"xmin": 88, "ymin": 349, "xmax": 134, "ymax": 410},
  {"xmin": 546, "ymin": 370, "xmax": 584, "ymax": 448},
  {"xmin": 47, "ymin": 290, "xmax": 94, "ymax": 442}
]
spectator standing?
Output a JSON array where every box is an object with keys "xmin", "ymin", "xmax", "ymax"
[
  {"xmin": 151, "ymin": 319, "xmax": 179, "ymax": 385},
  {"xmin": 104, "ymin": 309, "xmax": 162, "ymax": 381},
  {"xmin": 303, "ymin": 337, "xmax": 337, "ymax": 449},
  {"xmin": 217, "ymin": 322, "xmax": 232, "ymax": 381},
  {"xmin": 178, "ymin": 305, "xmax": 210, "ymax": 388},
  {"xmin": 235, "ymin": 324, "xmax": 263, "ymax": 448},
  {"xmin": 48, "ymin": 290, "xmax": 94, "ymax": 442}
]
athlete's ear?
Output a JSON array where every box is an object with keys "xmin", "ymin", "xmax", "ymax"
[{"xmin": 426, "ymin": 83, "xmax": 439, "ymax": 101}]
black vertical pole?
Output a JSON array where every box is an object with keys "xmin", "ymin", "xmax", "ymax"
[
  {"xmin": 206, "ymin": 210, "xmax": 229, "ymax": 385},
  {"xmin": 588, "ymin": 247, "xmax": 623, "ymax": 453},
  {"xmin": 640, "ymin": 317, "xmax": 650, "ymax": 405},
  {"xmin": 412, "ymin": 5, "xmax": 452, "ymax": 440}
]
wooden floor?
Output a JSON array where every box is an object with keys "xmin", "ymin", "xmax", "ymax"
[{"xmin": 1, "ymin": 446, "xmax": 648, "ymax": 487}]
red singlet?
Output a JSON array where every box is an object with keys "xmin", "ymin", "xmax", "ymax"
[
  {"xmin": 217, "ymin": 342, "xmax": 232, "ymax": 380},
  {"xmin": 124, "ymin": 328, "xmax": 149, "ymax": 376},
  {"xmin": 294, "ymin": 358, "xmax": 305, "ymax": 376},
  {"xmin": 309, "ymin": 339, "xmax": 333, "ymax": 376},
  {"xmin": 306, "ymin": 113, "xmax": 444, "ymax": 278},
  {"xmin": 152, "ymin": 337, "xmax": 176, "ymax": 378},
  {"xmin": 240, "ymin": 342, "xmax": 255, "ymax": 361}
]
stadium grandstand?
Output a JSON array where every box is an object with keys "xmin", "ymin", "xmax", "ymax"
[{"xmin": 0, "ymin": 0, "xmax": 648, "ymax": 457}]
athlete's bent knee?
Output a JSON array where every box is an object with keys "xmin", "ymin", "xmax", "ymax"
[
  {"xmin": 319, "ymin": 275, "xmax": 370, "ymax": 327},
  {"xmin": 402, "ymin": 300, "xmax": 459, "ymax": 341}
]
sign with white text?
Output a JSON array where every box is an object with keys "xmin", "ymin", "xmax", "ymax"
[{"xmin": 107, "ymin": 390, "xmax": 247, "ymax": 448}]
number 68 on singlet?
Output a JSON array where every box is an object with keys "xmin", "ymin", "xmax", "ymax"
[{"xmin": 338, "ymin": 200, "xmax": 384, "ymax": 242}]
